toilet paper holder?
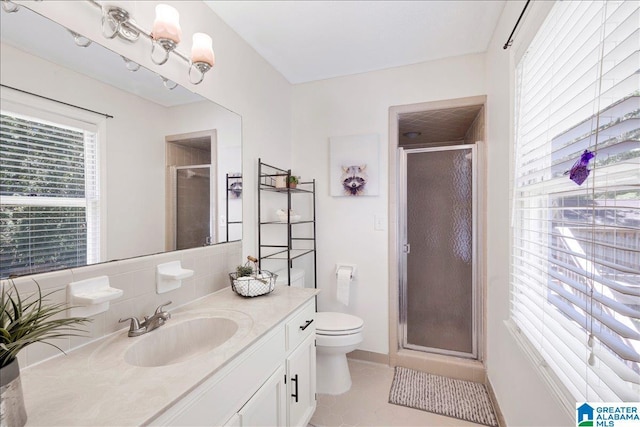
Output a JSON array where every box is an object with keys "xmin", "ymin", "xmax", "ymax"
[{"xmin": 336, "ymin": 264, "xmax": 357, "ymax": 279}]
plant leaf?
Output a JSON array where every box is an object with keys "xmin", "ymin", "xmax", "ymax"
[{"xmin": 1, "ymin": 279, "xmax": 91, "ymax": 367}]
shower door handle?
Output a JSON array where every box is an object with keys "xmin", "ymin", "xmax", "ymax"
[{"xmin": 403, "ymin": 243, "xmax": 411, "ymax": 254}]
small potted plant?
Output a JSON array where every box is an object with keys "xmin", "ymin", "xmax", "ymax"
[
  {"xmin": 1, "ymin": 279, "xmax": 90, "ymax": 427},
  {"xmin": 288, "ymin": 175, "xmax": 300, "ymax": 189},
  {"xmin": 235, "ymin": 264, "xmax": 254, "ymax": 278}
]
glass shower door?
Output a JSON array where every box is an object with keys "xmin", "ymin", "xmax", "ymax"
[
  {"xmin": 400, "ymin": 145, "xmax": 477, "ymax": 358},
  {"xmin": 175, "ymin": 166, "xmax": 212, "ymax": 250}
]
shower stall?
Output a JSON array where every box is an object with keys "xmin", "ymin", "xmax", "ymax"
[
  {"xmin": 173, "ymin": 165, "xmax": 213, "ymax": 250},
  {"xmin": 399, "ymin": 145, "xmax": 477, "ymax": 358},
  {"xmin": 164, "ymin": 130, "xmax": 218, "ymax": 251},
  {"xmin": 390, "ymin": 97, "xmax": 484, "ymax": 368}
]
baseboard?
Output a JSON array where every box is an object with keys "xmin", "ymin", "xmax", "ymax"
[
  {"xmin": 347, "ymin": 349, "xmax": 390, "ymax": 365},
  {"xmin": 394, "ymin": 348, "xmax": 485, "ymax": 383},
  {"xmin": 485, "ymin": 377, "xmax": 506, "ymax": 427}
]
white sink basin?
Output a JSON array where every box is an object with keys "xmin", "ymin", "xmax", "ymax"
[{"xmin": 124, "ymin": 317, "xmax": 239, "ymax": 367}]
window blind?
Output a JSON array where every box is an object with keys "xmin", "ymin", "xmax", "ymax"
[
  {"xmin": 512, "ymin": 0, "xmax": 639, "ymax": 404},
  {"xmin": 0, "ymin": 111, "xmax": 100, "ymax": 278}
]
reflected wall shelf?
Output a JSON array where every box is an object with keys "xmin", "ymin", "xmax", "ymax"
[
  {"xmin": 226, "ymin": 173, "xmax": 243, "ymax": 241},
  {"xmin": 257, "ymin": 159, "xmax": 317, "ymax": 289}
]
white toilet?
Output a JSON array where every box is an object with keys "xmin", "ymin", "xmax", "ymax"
[{"xmin": 276, "ymin": 268, "xmax": 364, "ymax": 395}]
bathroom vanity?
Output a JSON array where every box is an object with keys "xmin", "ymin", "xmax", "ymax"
[{"xmin": 20, "ymin": 286, "xmax": 318, "ymax": 426}]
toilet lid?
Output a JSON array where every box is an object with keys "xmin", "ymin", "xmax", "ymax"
[{"xmin": 316, "ymin": 312, "xmax": 364, "ymax": 335}]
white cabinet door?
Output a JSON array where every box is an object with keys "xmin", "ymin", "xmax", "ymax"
[
  {"xmin": 286, "ymin": 334, "xmax": 316, "ymax": 427},
  {"xmin": 238, "ymin": 365, "xmax": 286, "ymax": 427}
]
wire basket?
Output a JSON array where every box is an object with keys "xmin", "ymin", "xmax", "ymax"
[{"xmin": 229, "ymin": 256, "xmax": 277, "ymax": 297}]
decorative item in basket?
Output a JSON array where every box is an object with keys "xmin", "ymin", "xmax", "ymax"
[{"xmin": 229, "ymin": 256, "xmax": 278, "ymax": 297}]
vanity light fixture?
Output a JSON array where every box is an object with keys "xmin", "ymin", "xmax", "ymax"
[
  {"xmin": 3, "ymin": 0, "xmax": 215, "ymax": 85},
  {"xmin": 151, "ymin": 4, "xmax": 181, "ymax": 65},
  {"xmin": 190, "ymin": 33, "xmax": 215, "ymax": 84},
  {"xmin": 161, "ymin": 76, "xmax": 178, "ymax": 90},
  {"xmin": 101, "ymin": 2, "xmax": 140, "ymax": 42},
  {"xmin": 121, "ymin": 56, "xmax": 140, "ymax": 72},
  {"xmin": 92, "ymin": 1, "xmax": 214, "ymax": 85},
  {"xmin": 68, "ymin": 30, "xmax": 92, "ymax": 48}
]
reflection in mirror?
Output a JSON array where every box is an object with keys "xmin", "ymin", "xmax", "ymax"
[{"xmin": 0, "ymin": 5, "xmax": 242, "ymax": 279}]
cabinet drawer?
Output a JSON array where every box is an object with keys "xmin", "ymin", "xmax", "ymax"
[{"xmin": 286, "ymin": 299, "xmax": 316, "ymax": 352}]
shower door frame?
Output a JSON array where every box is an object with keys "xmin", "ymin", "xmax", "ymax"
[{"xmin": 398, "ymin": 144, "xmax": 479, "ymax": 360}]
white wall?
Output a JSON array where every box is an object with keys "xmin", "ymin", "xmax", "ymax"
[
  {"xmin": 292, "ymin": 54, "xmax": 486, "ymax": 355},
  {"xmin": 484, "ymin": 1, "xmax": 571, "ymax": 425}
]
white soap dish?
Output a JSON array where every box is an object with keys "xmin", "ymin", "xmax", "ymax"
[
  {"xmin": 156, "ymin": 261, "xmax": 194, "ymax": 294},
  {"xmin": 67, "ymin": 276, "xmax": 123, "ymax": 317}
]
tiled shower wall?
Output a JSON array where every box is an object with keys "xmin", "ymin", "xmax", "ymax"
[{"xmin": 8, "ymin": 241, "xmax": 241, "ymax": 368}]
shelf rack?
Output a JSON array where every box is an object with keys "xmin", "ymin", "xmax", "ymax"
[
  {"xmin": 226, "ymin": 173, "xmax": 243, "ymax": 242},
  {"xmin": 257, "ymin": 159, "xmax": 317, "ymax": 289}
]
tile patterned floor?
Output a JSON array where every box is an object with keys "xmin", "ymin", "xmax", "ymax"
[{"xmin": 310, "ymin": 359, "xmax": 485, "ymax": 427}]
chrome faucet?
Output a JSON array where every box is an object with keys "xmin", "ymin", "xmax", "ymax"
[{"xmin": 119, "ymin": 301, "xmax": 172, "ymax": 337}]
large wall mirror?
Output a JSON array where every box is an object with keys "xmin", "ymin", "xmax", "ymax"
[{"xmin": 0, "ymin": 4, "xmax": 242, "ymax": 279}]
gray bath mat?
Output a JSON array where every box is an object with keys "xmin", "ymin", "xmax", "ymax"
[{"xmin": 389, "ymin": 366, "xmax": 498, "ymax": 427}]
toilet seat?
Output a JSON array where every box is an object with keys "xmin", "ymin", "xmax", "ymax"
[{"xmin": 316, "ymin": 312, "xmax": 364, "ymax": 336}]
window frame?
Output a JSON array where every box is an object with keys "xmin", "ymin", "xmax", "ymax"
[
  {"xmin": 508, "ymin": 0, "xmax": 640, "ymax": 411},
  {"xmin": 0, "ymin": 88, "xmax": 107, "ymax": 276}
]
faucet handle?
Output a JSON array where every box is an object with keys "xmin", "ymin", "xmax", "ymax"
[
  {"xmin": 119, "ymin": 317, "xmax": 141, "ymax": 332},
  {"xmin": 155, "ymin": 301, "xmax": 172, "ymax": 315}
]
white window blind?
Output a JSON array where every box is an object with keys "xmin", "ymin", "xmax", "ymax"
[
  {"xmin": 512, "ymin": 0, "xmax": 639, "ymax": 404},
  {"xmin": 0, "ymin": 109, "xmax": 100, "ymax": 278}
]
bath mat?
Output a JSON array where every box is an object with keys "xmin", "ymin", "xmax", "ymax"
[{"xmin": 388, "ymin": 366, "xmax": 498, "ymax": 427}]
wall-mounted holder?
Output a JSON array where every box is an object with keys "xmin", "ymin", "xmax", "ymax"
[
  {"xmin": 67, "ymin": 276, "xmax": 123, "ymax": 317},
  {"xmin": 336, "ymin": 264, "xmax": 357, "ymax": 279},
  {"xmin": 156, "ymin": 260, "xmax": 194, "ymax": 294}
]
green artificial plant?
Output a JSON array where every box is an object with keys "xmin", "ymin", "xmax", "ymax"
[
  {"xmin": 235, "ymin": 265, "xmax": 254, "ymax": 278},
  {"xmin": 0, "ymin": 279, "xmax": 90, "ymax": 368},
  {"xmin": 288, "ymin": 175, "xmax": 300, "ymax": 185}
]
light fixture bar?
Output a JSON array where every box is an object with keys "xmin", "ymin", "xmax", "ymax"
[{"xmin": 86, "ymin": 0, "xmax": 211, "ymax": 84}]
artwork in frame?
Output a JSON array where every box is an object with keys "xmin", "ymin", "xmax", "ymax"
[
  {"xmin": 329, "ymin": 133, "xmax": 379, "ymax": 197},
  {"xmin": 228, "ymin": 173, "xmax": 242, "ymax": 198}
]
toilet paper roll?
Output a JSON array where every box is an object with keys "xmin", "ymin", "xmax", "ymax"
[{"xmin": 336, "ymin": 268, "xmax": 352, "ymax": 306}]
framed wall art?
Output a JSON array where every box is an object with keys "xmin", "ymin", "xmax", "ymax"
[{"xmin": 329, "ymin": 133, "xmax": 379, "ymax": 197}]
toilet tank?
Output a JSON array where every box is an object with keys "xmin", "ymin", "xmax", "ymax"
[{"xmin": 275, "ymin": 268, "xmax": 305, "ymax": 287}]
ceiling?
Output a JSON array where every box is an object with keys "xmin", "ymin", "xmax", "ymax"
[
  {"xmin": 399, "ymin": 105, "xmax": 484, "ymax": 146},
  {"xmin": 205, "ymin": 0, "xmax": 506, "ymax": 84}
]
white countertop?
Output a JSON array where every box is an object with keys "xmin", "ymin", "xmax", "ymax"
[{"xmin": 21, "ymin": 285, "xmax": 319, "ymax": 426}]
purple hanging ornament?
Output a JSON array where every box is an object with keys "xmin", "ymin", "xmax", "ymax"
[{"xmin": 568, "ymin": 149, "xmax": 595, "ymax": 185}]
